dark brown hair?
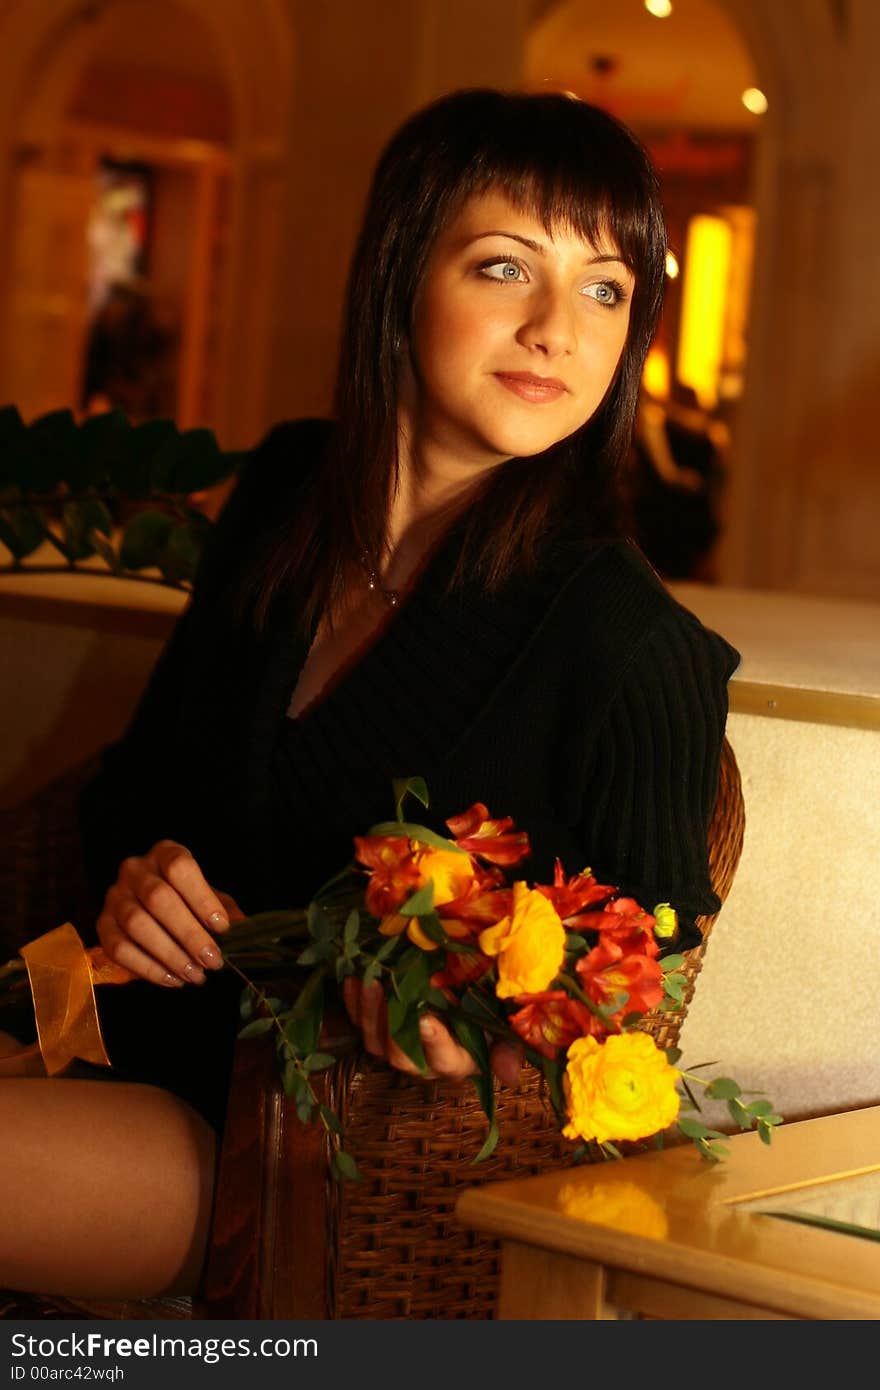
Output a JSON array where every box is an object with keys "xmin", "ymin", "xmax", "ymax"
[{"xmin": 254, "ymin": 88, "xmax": 667, "ymax": 631}]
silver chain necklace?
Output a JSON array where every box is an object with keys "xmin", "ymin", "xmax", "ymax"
[{"xmin": 360, "ymin": 553, "xmax": 400, "ymax": 608}]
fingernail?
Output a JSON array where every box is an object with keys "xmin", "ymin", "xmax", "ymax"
[
  {"xmin": 162, "ymin": 973, "xmax": 185, "ymax": 989},
  {"xmin": 199, "ymin": 944, "xmax": 222, "ymax": 969},
  {"xmin": 419, "ymin": 1016, "xmax": 436, "ymax": 1043},
  {"xmin": 208, "ymin": 911, "xmax": 229, "ymax": 931},
  {"xmin": 182, "ymin": 962, "xmax": 206, "ymax": 984}
]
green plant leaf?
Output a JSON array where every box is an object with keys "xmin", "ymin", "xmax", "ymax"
[
  {"xmin": 119, "ymin": 509, "xmax": 173, "ymax": 570},
  {"xmin": 303, "ymin": 1051, "xmax": 337, "ymax": 1072},
  {"xmin": 150, "ymin": 426, "xmax": 231, "ymax": 494},
  {"xmin": 238, "ymin": 1017, "xmax": 274, "ymax": 1039},
  {"xmin": 157, "ymin": 519, "xmax": 207, "ymax": 584},
  {"xmin": 333, "ymin": 1150, "xmax": 363, "ymax": 1183},
  {"xmin": 0, "ymin": 505, "xmax": 44, "ymax": 560},
  {"xmin": 472, "ymin": 1122, "xmax": 500, "ymax": 1164},
  {"xmin": 387, "ymin": 999, "xmax": 428, "ymax": 1072},
  {"xmin": 660, "ymin": 954, "xmax": 685, "ymax": 973},
  {"xmin": 398, "ymin": 880, "xmax": 435, "ymax": 916},
  {"xmin": 366, "ymin": 820, "xmax": 465, "ymax": 853},
  {"xmin": 706, "ymin": 1076, "xmax": 741, "ymax": 1100},
  {"xmin": 392, "ymin": 776, "xmax": 429, "ymax": 822},
  {"xmin": 393, "ymin": 948, "xmax": 433, "ymax": 1007},
  {"xmin": 61, "ymin": 498, "xmax": 113, "ymax": 561}
]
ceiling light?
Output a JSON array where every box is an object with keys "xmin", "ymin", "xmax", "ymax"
[
  {"xmin": 644, "ymin": 0, "xmax": 673, "ymax": 16},
  {"xmin": 741, "ymin": 87, "xmax": 768, "ymax": 114}
]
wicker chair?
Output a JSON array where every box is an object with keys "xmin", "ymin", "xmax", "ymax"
[{"xmin": 0, "ymin": 738, "xmax": 744, "ymax": 1321}]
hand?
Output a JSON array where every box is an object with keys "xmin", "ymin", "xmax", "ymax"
[
  {"xmin": 341, "ymin": 978, "xmax": 521, "ymax": 1085},
  {"xmin": 96, "ymin": 840, "xmax": 245, "ymax": 988}
]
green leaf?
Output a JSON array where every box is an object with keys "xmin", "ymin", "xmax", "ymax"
[
  {"xmin": 150, "ymin": 426, "xmax": 231, "ymax": 495},
  {"xmin": 398, "ymin": 880, "xmax": 435, "ymax": 916},
  {"xmin": 333, "ymin": 1150, "xmax": 363, "ymax": 1183},
  {"xmin": 387, "ymin": 1000, "xmax": 428, "ymax": 1071},
  {"xmin": 66, "ymin": 409, "xmax": 130, "ymax": 492},
  {"xmin": 472, "ymin": 1122, "xmax": 500, "ymax": 1164},
  {"xmin": 238, "ymin": 1017, "xmax": 274, "ymax": 1039},
  {"xmin": 677, "ymin": 1115, "xmax": 728, "ymax": 1141},
  {"xmin": 157, "ymin": 520, "xmax": 207, "ymax": 585},
  {"xmin": 343, "ymin": 909, "xmax": 360, "ymax": 944},
  {"xmin": 362, "ymin": 961, "xmax": 380, "ymax": 987},
  {"xmin": 303, "ymin": 1051, "xmax": 337, "ymax": 1072},
  {"xmin": 19, "ymin": 408, "xmax": 76, "ymax": 492},
  {"xmin": 666, "ymin": 1046, "xmax": 683, "ymax": 1065},
  {"xmin": 706, "ymin": 1076, "xmax": 741, "ymax": 1101},
  {"xmin": 393, "ymin": 949, "xmax": 433, "ymax": 1007},
  {"xmin": 392, "ymin": 776, "xmax": 429, "ymax": 822},
  {"xmin": 118, "ymin": 418, "xmax": 177, "ymax": 493},
  {"xmin": 727, "ymin": 1097, "xmax": 751, "ymax": 1128},
  {"xmin": 0, "ymin": 505, "xmax": 44, "ymax": 559},
  {"xmin": 119, "ymin": 508, "xmax": 173, "ymax": 570},
  {"xmin": 60, "ymin": 497, "xmax": 113, "ymax": 561},
  {"xmin": 663, "ymin": 972, "xmax": 685, "ymax": 1002},
  {"xmin": 744, "ymin": 1098, "xmax": 775, "ymax": 1117},
  {"xmin": 660, "ymin": 954, "xmax": 685, "ymax": 973},
  {"xmin": 449, "ymin": 1014, "xmax": 494, "ymax": 1125},
  {"xmin": 366, "ymin": 820, "xmax": 465, "ymax": 854},
  {"xmin": 296, "ymin": 1095, "xmax": 317, "ymax": 1124},
  {"xmin": 318, "ymin": 1104, "xmax": 344, "ymax": 1136}
]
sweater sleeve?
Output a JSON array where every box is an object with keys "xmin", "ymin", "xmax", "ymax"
[{"xmin": 577, "ymin": 607, "xmax": 739, "ymax": 951}]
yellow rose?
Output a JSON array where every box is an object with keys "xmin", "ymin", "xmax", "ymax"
[
  {"xmin": 478, "ymin": 881, "xmax": 565, "ymax": 999},
  {"xmin": 562, "ymin": 1032, "xmax": 680, "ymax": 1145}
]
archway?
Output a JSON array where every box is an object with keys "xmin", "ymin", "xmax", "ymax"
[{"xmin": 0, "ymin": 0, "xmax": 292, "ymax": 447}]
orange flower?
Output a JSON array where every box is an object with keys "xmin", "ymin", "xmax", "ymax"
[
  {"xmin": 445, "ymin": 803, "xmax": 531, "ymax": 866},
  {"xmin": 354, "ymin": 835, "xmax": 423, "ymax": 917},
  {"xmin": 478, "ymin": 881, "xmax": 566, "ymax": 998},
  {"xmin": 508, "ymin": 990, "xmax": 604, "ymax": 1059},
  {"xmin": 590, "ymin": 898, "xmax": 661, "ymax": 959}
]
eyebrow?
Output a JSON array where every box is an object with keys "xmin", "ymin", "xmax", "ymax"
[{"xmin": 469, "ymin": 230, "xmax": 628, "ymax": 269}]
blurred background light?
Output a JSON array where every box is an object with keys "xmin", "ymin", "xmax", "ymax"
[
  {"xmin": 665, "ymin": 250, "xmax": 680, "ymax": 279},
  {"xmin": 676, "ymin": 213, "xmax": 732, "ymax": 410},
  {"xmin": 741, "ymin": 87, "xmax": 768, "ymax": 114},
  {"xmin": 644, "ymin": 0, "xmax": 673, "ymax": 17}
]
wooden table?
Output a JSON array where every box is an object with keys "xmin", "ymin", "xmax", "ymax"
[{"xmin": 456, "ymin": 1106, "xmax": 880, "ymax": 1320}]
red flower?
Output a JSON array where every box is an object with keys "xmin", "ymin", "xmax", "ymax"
[
  {"xmin": 508, "ymin": 990, "xmax": 605, "ymax": 1059},
  {"xmin": 576, "ymin": 941, "xmax": 664, "ymax": 1022},
  {"xmin": 537, "ymin": 860, "xmax": 618, "ymax": 928},
  {"xmin": 445, "ymin": 803, "xmax": 531, "ymax": 866},
  {"xmin": 590, "ymin": 898, "xmax": 661, "ymax": 959}
]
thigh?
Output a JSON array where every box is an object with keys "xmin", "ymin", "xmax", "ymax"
[{"xmin": 0, "ymin": 1077, "xmax": 217, "ymax": 1299}]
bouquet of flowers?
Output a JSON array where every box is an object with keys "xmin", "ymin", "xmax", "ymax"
[
  {"xmin": 217, "ymin": 778, "xmax": 781, "ymax": 1180},
  {"xmin": 2, "ymin": 777, "xmax": 781, "ymax": 1181}
]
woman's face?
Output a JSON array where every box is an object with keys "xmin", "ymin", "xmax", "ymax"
[{"xmin": 402, "ymin": 188, "xmax": 634, "ymax": 476}]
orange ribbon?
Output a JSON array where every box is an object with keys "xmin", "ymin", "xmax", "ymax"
[{"xmin": 19, "ymin": 922, "xmax": 133, "ymax": 1075}]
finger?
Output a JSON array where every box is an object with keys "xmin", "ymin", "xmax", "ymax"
[
  {"xmin": 386, "ymin": 1035, "xmax": 432, "ymax": 1077},
  {"xmin": 118, "ymin": 854, "xmax": 225, "ymax": 972},
  {"xmin": 490, "ymin": 1040, "xmax": 523, "ymax": 1088},
  {"xmin": 359, "ymin": 980, "xmax": 386, "ymax": 1056},
  {"xmin": 417, "ymin": 1014, "xmax": 477, "ymax": 1081},
  {"xmin": 151, "ymin": 841, "xmax": 233, "ymax": 935},
  {"xmin": 214, "ymin": 890, "xmax": 246, "ymax": 925},
  {"xmin": 97, "ymin": 907, "xmax": 186, "ymax": 989},
  {"xmin": 341, "ymin": 976, "xmax": 361, "ymax": 1026},
  {"xmin": 109, "ymin": 880, "xmax": 213, "ymax": 980}
]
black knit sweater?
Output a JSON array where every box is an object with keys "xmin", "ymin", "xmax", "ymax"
[{"xmin": 78, "ymin": 418, "xmax": 739, "ymax": 1128}]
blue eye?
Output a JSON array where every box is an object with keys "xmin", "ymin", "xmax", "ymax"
[
  {"xmin": 584, "ymin": 280, "xmax": 626, "ymax": 307},
  {"xmin": 479, "ymin": 259, "xmax": 527, "ymax": 282}
]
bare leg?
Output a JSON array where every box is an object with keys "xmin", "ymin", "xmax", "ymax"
[{"xmin": 0, "ymin": 1075, "xmax": 217, "ymax": 1298}]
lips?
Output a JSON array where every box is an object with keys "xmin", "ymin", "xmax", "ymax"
[{"xmin": 493, "ymin": 371, "xmax": 569, "ymax": 404}]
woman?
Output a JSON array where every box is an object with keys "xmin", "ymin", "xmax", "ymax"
[{"xmin": 0, "ymin": 88, "xmax": 737, "ymax": 1299}]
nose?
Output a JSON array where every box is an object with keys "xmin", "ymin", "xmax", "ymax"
[{"xmin": 516, "ymin": 285, "xmax": 577, "ymax": 358}]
